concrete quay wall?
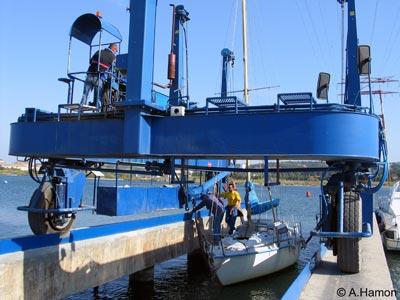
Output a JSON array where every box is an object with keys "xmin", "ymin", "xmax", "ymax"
[{"xmin": 0, "ymin": 218, "xmax": 206, "ymax": 299}]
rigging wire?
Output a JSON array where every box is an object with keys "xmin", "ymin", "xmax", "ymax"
[
  {"xmin": 182, "ymin": 21, "xmax": 190, "ymax": 104},
  {"xmin": 229, "ymin": 0, "xmax": 239, "ymax": 97},
  {"xmin": 215, "ymin": 0, "xmax": 240, "ymax": 96},
  {"xmin": 252, "ymin": 0, "xmax": 276, "ymax": 99},
  {"xmin": 230, "ymin": 0, "xmax": 240, "ymax": 51},
  {"xmin": 223, "ymin": 0, "xmax": 238, "ymax": 48},
  {"xmin": 245, "ymin": 7, "xmax": 257, "ymax": 104},
  {"xmin": 385, "ymin": 25, "xmax": 400, "ymax": 74},
  {"xmin": 369, "ymin": 0, "xmax": 380, "ymax": 46},
  {"xmin": 249, "ymin": 29, "xmax": 264, "ymax": 105},
  {"xmin": 303, "ymin": 0, "xmax": 329, "ymax": 71},
  {"xmin": 317, "ymin": 1, "xmax": 335, "ymax": 73},
  {"xmin": 341, "ymin": 1, "xmax": 345, "ymax": 104},
  {"xmin": 334, "ymin": 0, "xmax": 342, "ymax": 103},
  {"xmin": 294, "ymin": 0, "xmax": 325, "ymax": 72},
  {"xmin": 229, "ymin": 63, "xmax": 234, "ymax": 97},
  {"xmin": 382, "ymin": 5, "xmax": 400, "ymax": 72}
]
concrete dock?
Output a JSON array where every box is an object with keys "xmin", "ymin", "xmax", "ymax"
[
  {"xmin": 300, "ymin": 217, "xmax": 396, "ymax": 299},
  {"xmin": 0, "ymin": 213, "xmax": 209, "ymax": 299},
  {"xmin": 0, "ymin": 211, "xmax": 395, "ymax": 299}
]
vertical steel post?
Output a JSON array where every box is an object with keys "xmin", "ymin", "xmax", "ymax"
[
  {"xmin": 221, "ymin": 48, "xmax": 234, "ymax": 99},
  {"xmin": 339, "ymin": 181, "xmax": 344, "ymax": 233},
  {"xmin": 344, "ymin": 0, "xmax": 361, "ymax": 106},
  {"xmin": 276, "ymin": 159, "xmax": 280, "ymax": 184},
  {"xmin": 170, "ymin": 158, "xmax": 175, "ymax": 184},
  {"xmin": 123, "ymin": 0, "xmax": 157, "ymax": 155},
  {"xmin": 340, "ymin": 2, "xmax": 345, "ymax": 104},
  {"xmin": 264, "ymin": 157, "xmax": 269, "ymax": 186},
  {"xmin": 168, "ymin": 5, "xmax": 189, "ymax": 106},
  {"xmin": 96, "ymin": 31, "xmax": 102, "ymax": 106},
  {"xmin": 67, "ymin": 37, "xmax": 72, "ymax": 75},
  {"xmin": 126, "ymin": 0, "xmax": 158, "ymax": 103}
]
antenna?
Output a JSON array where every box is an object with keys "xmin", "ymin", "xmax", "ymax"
[
  {"xmin": 362, "ymin": 90, "xmax": 399, "ymax": 129},
  {"xmin": 214, "ymin": 85, "xmax": 280, "ymax": 96},
  {"xmin": 338, "ymin": 76, "xmax": 399, "ymax": 129}
]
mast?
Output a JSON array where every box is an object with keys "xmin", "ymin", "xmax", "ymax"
[
  {"xmin": 241, "ymin": 0, "xmax": 251, "ymax": 208},
  {"xmin": 242, "ymin": 0, "xmax": 250, "ymax": 181},
  {"xmin": 241, "ymin": 0, "xmax": 249, "ymax": 104}
]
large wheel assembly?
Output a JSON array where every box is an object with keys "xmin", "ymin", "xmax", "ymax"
[
  {"xmin": 28, "ymin": 182, "xmax": 75, "ymax": 235},
  {"xmin": 337, "ymin": 191, "xmax": 361, "ymax": 273}
]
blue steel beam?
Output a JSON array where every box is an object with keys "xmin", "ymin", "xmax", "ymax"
[
  {"xmin": 122, "ymin": 0, "xmax": 158, "ymax": 155},
  {"xmin": 188, "ymin": 171, "xmax": 230, "ymax": 198},
  {"xmin": 311, "ymin": 222, "xmax": 372, "ymax": 238},
  {"xmin": 125, "ymin": 0, "xmax": 157, "ymax": 104},
  {"xmin": 344, "ymin": 0, "xmax": 361, "ymax": 106},
  {"xmin": 150, "ymin": 111, "xmax": 379, "ymax": 159},
  {"xmin": 9, "ymin": 111, "xmax": 380, "ymax": 160}
]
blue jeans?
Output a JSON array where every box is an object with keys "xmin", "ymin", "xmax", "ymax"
[
  {"xmin": 225, "ymin": 206, "xmax": 238, "ymax": 235},
  {"xmin": 81, "ymin": 73, "xmax": 104, "ymax": 108},
  {"xmin": 213, "ymin": 211, "xmax": 223, "ymax": 243}
]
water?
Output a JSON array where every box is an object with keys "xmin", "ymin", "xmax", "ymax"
[{"xmin": 0, "ymin": 175, "xmax": 395, "ymax": 299}]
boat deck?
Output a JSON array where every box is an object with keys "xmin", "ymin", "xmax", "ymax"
[{"xmin": 300, "ymin": 217, "xmax": 395, "ymax": 299}]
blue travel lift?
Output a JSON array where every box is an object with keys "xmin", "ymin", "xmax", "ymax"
[{"xmin": 9, "ymin": 0, "xmax": 387, "ymax": 274}]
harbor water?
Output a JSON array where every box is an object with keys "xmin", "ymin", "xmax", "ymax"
[{"xmin": 0, "ymin": 175, "xmax": 394, "ymax": 299}]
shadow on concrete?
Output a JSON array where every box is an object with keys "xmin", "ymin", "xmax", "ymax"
[{"xmin": 313, "ymin": 260, "xmax": 343, "ymax": 276}]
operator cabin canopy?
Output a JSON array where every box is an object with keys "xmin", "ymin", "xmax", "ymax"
[{"xmin": 70, "ymin": 13, "xmax": 122, "ymax": 45}]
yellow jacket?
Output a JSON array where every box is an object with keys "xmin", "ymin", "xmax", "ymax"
[{"xmin": 220, "ymin": 191, "xmax": 241, "ymax": 207}]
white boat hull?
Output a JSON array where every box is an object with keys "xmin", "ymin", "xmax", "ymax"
[
  {"xmin": 213, "ymin": 243, "xmax": 300, "ymax": 286},
  {"xmin": 376, "ymin": 182, "xmax": 400, "ymax": 251},
  {"xmin": 382, "ymin": 235, "xmax": 400, "ymax": 251}
]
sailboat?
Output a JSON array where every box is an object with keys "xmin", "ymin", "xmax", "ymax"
[
  {"xmin": 209, "ymin": 182, "xmax": 304, "ymax": 286},
  {"xmin": 196, "ymin": 0, "xmax": 304, "ymax": 286}
]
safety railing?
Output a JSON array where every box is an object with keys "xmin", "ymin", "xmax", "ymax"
[
  {"xmin": 193, "ymin": 92, "xmax": 371, "ymax": 116},
  {"xmin": 205, "ymin": 96, "xmax": 247, "ymax": 115},
  {"xmin": 277, "ymin": 92, "xmax": 316, "ymax": 111},
  {"xmin": 57, "ymin": 70, "xmax": 127, "ymax": 121}
]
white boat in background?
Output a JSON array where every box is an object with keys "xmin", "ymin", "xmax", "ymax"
[
  {"xmin": 210, "ymin": 220, "xmax": 303, "ymax": 286},
  {"xmin": 376, "ymin": 181, "xmax": 400, "ymax": 250}
]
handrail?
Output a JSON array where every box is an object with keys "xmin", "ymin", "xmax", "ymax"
[
  {"xmin": 62, "ymin": 70, "xmax": 126, "ymax": 111},
  {"xmin": 192, "ymin": 102, "xmax": 371, "ymax": 116}
]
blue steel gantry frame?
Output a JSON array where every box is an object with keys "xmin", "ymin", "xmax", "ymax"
[
  {"xmin": 8, "ymin": 0, "xmax": 387, "ymax": 270},
  {"xmin": 9, "ymin": 0, "xmax": 381, "ymax": 161}
]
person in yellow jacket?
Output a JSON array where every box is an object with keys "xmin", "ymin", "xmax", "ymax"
[{"xmin": 220, "ymin": 182, "xmax": 243, "ymax": 234}]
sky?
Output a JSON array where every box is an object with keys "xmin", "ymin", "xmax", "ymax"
[{"xmin": 0, "ymin": 0, "xmax": 399, "ymax": 162}]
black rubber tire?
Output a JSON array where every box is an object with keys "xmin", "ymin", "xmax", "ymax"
[
  {"xmin": 337, "ymin": 191, "xmax": 361, "ymax": 273},
  {"xmin": 28, "ymin": 182, "xmax": 74, "ymax": 235}
]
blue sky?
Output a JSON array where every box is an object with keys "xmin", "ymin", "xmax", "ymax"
[{"xmin": 0, "ymin": 0, "xmax": 399, "ymax": 162}]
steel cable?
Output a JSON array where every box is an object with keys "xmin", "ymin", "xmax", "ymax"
[{"xmin": 294, "ymin": 0, "xmax": 325, "ymax": 71}]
